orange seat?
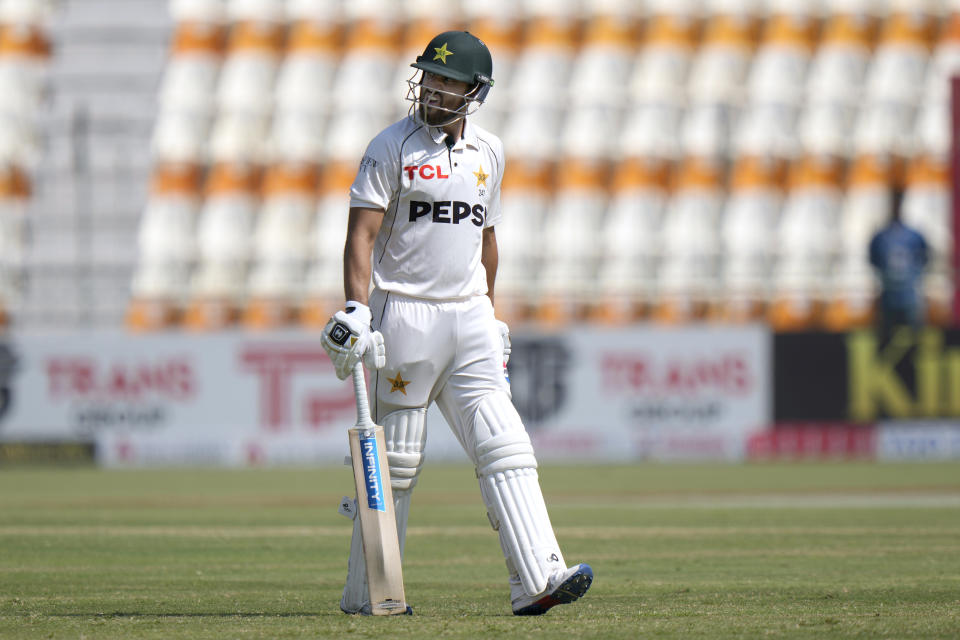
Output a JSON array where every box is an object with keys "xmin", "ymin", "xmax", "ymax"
[
  {"xmin": 244, "ymin": 162, "xmax": 320, "ymax": 330},
  {"xmin": 301, "ymin": 161, "xmax": 356, "ymax": 329},
  {"xmin": 534, "ymin": 158, "xmax": 610, "ymax": 327}
]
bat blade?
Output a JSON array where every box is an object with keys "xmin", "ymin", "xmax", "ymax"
[{"xmin": 348, "ymin": 424, "xmax": 407, "ymax": 615}]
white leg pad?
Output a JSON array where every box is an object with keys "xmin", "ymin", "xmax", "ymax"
[
  {"xmin": 383, "ymin": 407, "xmax": 428, "ymax": 493},
  {"xmin": 341, "ymin": 407, "xmax": 426, "ymax": 613},
  {"xmin": 474, "ymin": 392, "xmax": 565, "ymax": 597}
]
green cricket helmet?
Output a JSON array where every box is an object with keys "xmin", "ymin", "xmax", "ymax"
[{"xmin": 406, "ymin": 30, "xmax": 495, "ymax": 125}]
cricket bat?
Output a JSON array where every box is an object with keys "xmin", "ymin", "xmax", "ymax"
[{"xmin": 347, "ymin": 362, "xmax": 407, "ymax": 615}]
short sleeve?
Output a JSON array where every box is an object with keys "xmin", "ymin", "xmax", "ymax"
[{"xmin": 349, "ymin": 131, "xmax": 399, "ymax": 211}]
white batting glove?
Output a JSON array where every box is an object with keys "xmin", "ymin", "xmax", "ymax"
[
  {"xmin": 321, "ymin": 301, "xmax": 386, "ymax": 380},
  {"xmin": 495, "ymin": 319, "xmax": 511, "ymax": 366}
]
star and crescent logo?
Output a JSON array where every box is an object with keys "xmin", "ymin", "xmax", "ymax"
[
  {"xmin": 433, "ymin": 42, "xmax": 453, "ymax": 64},
  {"xmin": 387, "ymin": 373, "xmax": 411, "ymax": 395},
  {"xmin": 473, "ymin": 165, "xmax": 489, "ymax": 187}
]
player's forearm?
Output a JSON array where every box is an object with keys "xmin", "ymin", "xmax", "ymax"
[
  {"xmin": 482, "ymin": 227, "xmax": 498, "ymax": 305},
  {"xmin": 344, "ymin": 239, "xmax": 373, "ymax": 305},
  {"xmin": 343, "ymin": 207, "xmax": 383, "ymax": 305}
]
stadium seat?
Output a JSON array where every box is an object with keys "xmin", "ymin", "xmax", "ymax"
[
  {"xmin": 216, "ymin": 17, "xmax": 284, "ymax": 116},
  {"xmin": 855, "ymin": 5, "xmax": 932, "ymax": 158},
  {"xmin": 495, "ymin": 159, "xmax": 551, "ymax": 325},
  {"xmin": 509, "ymin": 15, "xmax": 577, "ymax": 109},
  {"xmin": 209, "ymin": 111, "xmax": 270, "ymax": 165},
  {"xmin": 851, "ymin": 99, "xmax": 916, "ymax": 157},
  {"xmin": 535, "ymin": 158, "xmax": 609, "ymax": 325},
  {"xmin": 798, "ymin": 100, "xmax": 855, "ymax": 158},
  {"xmin": 126, "ymin": 164, "xmax": 202, "ymax": 331},
  {"xmin": 863, "ymin": 6, "xmax": 935, "ymax": 105},
  {"xmin": 915, "ymin": 12, "xmax": 960, "ymax": 159},
  {"xmin": 718, "ymin": 155, "xmax": 786, "ymax": 322},
  {"xmin": 137, "ymin": 164, "xmax": 202, "ymax": 271},
  {"xmin": 628, "ymin": 4, "xmax": 698, "ymax": 104},
  {"xmin": 823, "ymin": 153, "xmax": 901, "ymax": 330},
  {"xmin": 331, "ymin": 18, "xmax": 401, "ymax": 121},
  {"xmin": 273, "ymin": 19, "xmax": 340, "ymax": 117},
  {"xmin": 271, "ymin": 17, "xmax": 334, "ymax": 164},
  {"xmin": 169, "ymin": 0, "xmax": 225, "ymax": 23},
  {"xmin": 768, "ymin": 154, "xmax": 845, "ymax": 329},
  {"xmin": 127, "ymin": 262, "xmax": 189, "ymax": 330},
  {"xmin": 839, "ymin": 153, "xmax": 901, "ymax": 261},
  {"xmin": 927, "ymin": 9, "xmax": 960, "ymax": 102},
  {"xmin": 733, "ymin": 101, "xmax": 800, "ymax": 160},
  {"xmin": 462, "ymin": 17, "xmax": 520, "ymax": 133},
  {"xmin": 561, "ymin": 15, "xmax": 637, "ymax": 159},
  {"xmin": 323, "ymin": 108, "xmax": 389, "ymax": 165},
  {"xmin": 225, "ymin": 0, "xmax": 285, "ymax": 23},
  {"xmin": 521, "ymin": 0, "xmax": 581, "ymax": 22},
  {"xmin": 196, "ymin": 161, "xmax": 259, "ymax": 266},
  {"xmin": 267, "ymin": 110, "xmax": 326, "ymax": 165},
  {"xmin": 652, "ymin": 156, "xmax": 725, "ymax": 324},
  {"xmin": 301, "ymin": 161, "xmax": 354, "ymax": 328},
  {"xmin": 686, "ymin": 5, "xmax": 760, "ymax": 105},
  {"xmin": 561, "ymin": 102, "xmax": 623, "ymax": 160},
  {"xmin": 158, "ymin": 21, "xmax": 224, "ymax": 116},
  {"xmin": 0, "ymin": 16, "xmax": 50, "ymax": 105},
  {"xmin": 902, "ymin": 154, "xmax": 952, "ymax": 325},
  {"xmin": 0, "ymin": 12, "xmax": 50, "ymax": 169},
  {"xmin": 182, "ymin": 162, "xmax": 259, "ymax": 330},
  {"xmin": 746, "ymin": 7, "xmax": 818, "ymax": 107},
  {"xmin": 501, "ymin": 105, "xmax": 562, "ymax": 163},
  {"xmin": 592, "ymin": 157, "xmax": 671, "ymax": 324},
  {"xmin": 244, "ymin": 162, "xmax": 318, "ymax": 328},
  {"xmin": 0, "ymin": 0, "xmax": 56, "ymax": 24},
  {"xmin": 458, "ymin": 0, "xmax": 522, "ymax": 23},
  {"xmin": 151, "ymin": 111, "xmax": 210, "ymax": 165},
  {"xmin": 342, "ymin": 0, "xmax": 398, "ymax": 22},
  {"xmin": 568, "ymin": 14, "xmax": 637, "ymax": 108},
  {"xmin": 182, "ymin": 260, "xmax": 246, "ymax": 330},
  {"xmin": 286, "ymin": 0, "xmax": 339, "ymax": 22},
  {"xmin": 681, "ymin": 100, "xmax": 737, "ymax": 160},
  {"xmin": 806, "ymin": 8, "xmax": 876, "ymax": 105},
  {"xmin": 620, "ymin": 98, "xmax": 684, "ymax": 161},
  {"xmin": 904, "ymin": 154, "xmax": 950, "ymax": 263}
]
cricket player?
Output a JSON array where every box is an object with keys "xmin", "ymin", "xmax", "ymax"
[{"xmin": 321, "ymin": 30, "xmax": 593, "ymax": 616}]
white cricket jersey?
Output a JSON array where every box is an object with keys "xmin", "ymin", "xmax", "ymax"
[{"xmin": 349, "ymin": 115, "xmax": 504, "ymax": 299}]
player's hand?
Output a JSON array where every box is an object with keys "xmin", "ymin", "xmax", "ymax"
[
  {"xmin": 495, "ymin": 319, "xmax": 511, "ymax": 366},
  {"xmin": 321, "ymin": 302, "xmax": 386, "ymax": 380}
]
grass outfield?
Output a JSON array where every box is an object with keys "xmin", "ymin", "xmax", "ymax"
[{"xmin": 1, "ymin": 463, "xmax": 959, "ymax": 639}]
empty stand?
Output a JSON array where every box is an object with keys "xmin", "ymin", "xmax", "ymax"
[{"xmin": 4, "ymin": 0, "xmax": 947, "ymax": 331}]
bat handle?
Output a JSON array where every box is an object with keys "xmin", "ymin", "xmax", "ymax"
[{"xmin": 352, "ymin": 362, "xmax": 373, "ymax": 427}]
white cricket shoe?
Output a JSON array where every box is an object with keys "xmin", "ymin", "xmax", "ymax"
[{"xmin": 511, "ymin": 563, "xmax": 594, "ymax": 616}]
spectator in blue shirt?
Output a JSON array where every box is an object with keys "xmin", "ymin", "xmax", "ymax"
[{"xmin": 869, "ymin": 187, "xmax": 929, "ymax": 343}]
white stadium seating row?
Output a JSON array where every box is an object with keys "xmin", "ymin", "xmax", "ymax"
[{"xmin": 62, "ymin": 0, "xmax": 958, "ymax": 329}]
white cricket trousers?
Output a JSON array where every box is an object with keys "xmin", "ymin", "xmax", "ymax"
[{"xmin": 368, "ymin": 288, "xmax": 511, "ymax": 463}]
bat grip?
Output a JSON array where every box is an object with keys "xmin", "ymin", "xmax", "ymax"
[{"xmin": 352, "ymin": 362, "xmax": 373, "ymax": 427}]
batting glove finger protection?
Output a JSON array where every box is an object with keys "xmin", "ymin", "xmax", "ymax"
[
  {"xmin": 321, "ymin": 302, "xmax": 383, "ymax": 380},
  {"xmin": 363, "ymin": 330, "xmax": 386, "ymax": 371}
]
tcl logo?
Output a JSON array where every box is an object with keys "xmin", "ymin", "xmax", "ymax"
[{"xmin": 404, "ymin": 164, "xmax": 449, "ymax": 180}]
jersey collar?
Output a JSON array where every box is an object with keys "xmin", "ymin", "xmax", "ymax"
[{"xmin": 425, "ymin": 118, "xmax": 479, "ymax": 151}]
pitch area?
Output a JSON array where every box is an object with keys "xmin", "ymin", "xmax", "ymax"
[{"xmin": 1, "ymin": 462, "xmax": 958, "ymax": 639}]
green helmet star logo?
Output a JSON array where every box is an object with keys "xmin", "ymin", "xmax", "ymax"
[{"xmin": 433, "ymin": 42, "xmax": 453, "ymax": 64}]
